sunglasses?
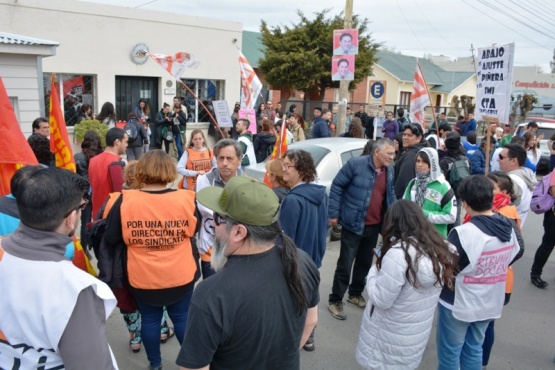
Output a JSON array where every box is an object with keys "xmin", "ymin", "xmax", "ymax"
[
  {"xmin": 213, "ymin": 212, "xmax": 227, "ymax": 226},
  {"xmin": 64, "ymin": 199, "xmax": 89, "ymax": 218},
  {"xmin": 498, "ymin": 153, "xmax": 508, "ymax": 160}
]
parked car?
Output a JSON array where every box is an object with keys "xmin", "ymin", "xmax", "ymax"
[
  {"xmin": 514, "ymin": 117, "xmax": 555, "ymax": 173},
  {"xmin": 244, "ymin": 137, "xmax": 369, "ymax": 240}
]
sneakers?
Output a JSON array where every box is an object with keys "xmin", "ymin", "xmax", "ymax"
[
  {"xmin": 347, "ymin": 295, "xmax": 367, "ymax": 309},
  {"xmin": 303, "ymin": 338, "xmax": 315, "ymax": 352},
  {"xmin": 328, "ymin": 301, "xmax": 347, "ymax": 320},
  {"xmin": 531, "ymin": 276, "xmax": 549, "ymax": 288}
]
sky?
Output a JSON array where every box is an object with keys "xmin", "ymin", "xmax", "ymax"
[{"xmin": 81, "ymin": 0, "xmax": 555, "ymax": 72}]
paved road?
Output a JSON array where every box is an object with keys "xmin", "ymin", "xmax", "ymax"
[{"xmin": 107, "ymin": 211, "xmax": 555, "ymax": 369}]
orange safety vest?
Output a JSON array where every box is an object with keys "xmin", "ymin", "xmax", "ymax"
[
  {"xmin": 120, "ymin": 189, "xmax": 198, "ymax": 290},
  {"xmin": 102, "ymin": 192, "xmax": 121, "ymax": 219},
  {"xmin": 184, "ymin": 148, "xmax": 213, "ymax": 190}
]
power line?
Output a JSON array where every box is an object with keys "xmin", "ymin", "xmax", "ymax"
[
  {"xmin": 395, "ymin": 0, "xmax": 429, "ymax": 55},
  {"xmin": 412, "ymin": 0, "xmax": 457, "ymax": 49},
  {"xmin": 527, "ymin": 0, "xmax": 555, "ymax": 19},
  {"xmin": 506, "ymin": 0, "xmax": 555, "ymax": 30}
]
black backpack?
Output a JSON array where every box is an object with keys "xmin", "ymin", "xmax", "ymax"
[{"xmin": 124, "ymin": 120, "xmax": 139, "ymax": 139}]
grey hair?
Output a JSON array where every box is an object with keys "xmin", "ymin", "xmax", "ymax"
[
  {"xmin": 214, "ymin": 138, "xmax": 243, "ymax": 159},
  {"xmin": 374, "ymin": 138, "xmax": 394, "ymax": 152},
  {"xmin": 225, "ymin": 218, "xmax": 280, "ymax": 246}
]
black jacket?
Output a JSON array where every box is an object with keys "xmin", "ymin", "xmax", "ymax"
[
  {"xmin": 253, "ymin": 133, "xmax": 277, "ymax": 163},
  {"xmin": 393, "ymin": 141, "xmax": 428, "ymax": 199},
  {"xmin": 126, "ymin": 119, "xmax": 148, "ymax": 148}
]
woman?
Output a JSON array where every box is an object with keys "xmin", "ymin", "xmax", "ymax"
[
  {"xmin": 77, "ymin": 104, "xmax": 93, "ymax": 123},
  {"xmin": 74, "ymin": 130, "xmax": 102, "ymax": 250},
  {"xmin": 403, "ymin": 148, "xmax": 456, "ymax": 237},
  {"xmin": 342, "ymin": 117, "xmax": 364, "ymax": 138},
  {"xmin": 381, "ymin": 111, "xmax": 398, "ymax": 141},
  {"xmin": 177, "ymin": 129, "xmax": 216, "ymax": 190},
  {"xmin": 254, "ymin": 119, "xmax": 277, "ymax": 163},
  {"xmin": 171, "ymin": 103, "xmax": 187, "ymax": 160},
  {"xmin": 289, "ymin": 113, "xmax": 305, "ymax": 142},
  {"xmin": 265, "ymin": 158, "xmax": 289, "ymax": 202},
  {"xmin": 393, "ymin": 132, "xmax": 403, "ymax": 160},
  {"xmin": 133, "ymin": 98, "xmax": 151, "ymax": 125},
  {"xmin": 96, "ymin": 102, "xmax": 117, "ymax": 128},
  {"xmin": 27, "ymin": 134, "xmax": 54, "ymax": 167},
  {"xmin": 104, "ymin": 150, "xmax": 199, "ymax": 370},
  {"xmin": 356, "ymin": 200, "xmax": 457, "ymax": 370},
  {"xmin": 155, "ymin": 103, "xmax": 172, "ymax": 152},
  {"xmin": 523, "ymin": 131, "xmax": 541, "ymax": 167},
  {"xmin": 280, "ymin": 149, "xmax": 328, "ymax": 351},
  {"xmin": 125, "ymin": 113, "xmax": 148, "ymax": 161}
]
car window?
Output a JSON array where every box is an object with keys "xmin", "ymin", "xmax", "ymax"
[
  {"xmin": 285, "ymin": 144, "xmax": 331, "ymax": 166},
  {"xmin": 340, "ymin": 151, "xmax": 352, "ymax": 165},
  {"xmin": 537, "ymin": 128, "xmax": 555, "ymax": 140}
]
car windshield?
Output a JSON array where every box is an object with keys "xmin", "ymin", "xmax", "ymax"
[{"xmin": 283, "ymin": 144, "xmax": 331, "ymax": 166}]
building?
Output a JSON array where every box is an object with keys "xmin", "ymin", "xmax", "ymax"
[{"xmin": 0, "ymin": 0, "xmax": 242, "ymax": 136}]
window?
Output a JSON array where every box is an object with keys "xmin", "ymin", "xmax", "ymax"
[
  {"xmin": 400, "ymin": 91, "xmax": 411, "ymax": 107},
  {"xmin": 177, "ymin": 79, "xmax": 225, "ymax": 123},
  {"xmin": 9, "ymin": 97, "xmax": 19, "ymax": 122},
  {"xmin": 44, "ymin": 74, "xmax": 95, "ymax": 126}
]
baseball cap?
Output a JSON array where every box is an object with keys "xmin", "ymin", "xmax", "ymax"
[{"xmin": 196, "ymin": 177, "xmax": 279, "ymax": 226}]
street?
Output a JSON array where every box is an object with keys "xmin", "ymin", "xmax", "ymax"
[{"xmin": 107, "ymin": 211, "xmax": 555, "ymax": 370}]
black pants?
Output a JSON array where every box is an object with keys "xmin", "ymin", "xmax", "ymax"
[
  {"xmin": 329, "ymin": 225, "xmax": 381, "ymax": 302},
  {"xmin": 80, "ymin": 194, "xmax": 92, "ymax": 248},
  {"xmin": 531, "ymin": 210, "xmax": 555, "ymax": 278}
]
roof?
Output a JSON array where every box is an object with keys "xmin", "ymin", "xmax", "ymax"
[
  {"xmin": 0, "ymin": 32, "xmax": 59, "ymax": 46},
  {"xmin": 242, "ymin": 31, "xmax": 265, "ymax": 68},
  {"xmin": 375, "ymin": 50, "xmax": 474, "ymax": 92}
]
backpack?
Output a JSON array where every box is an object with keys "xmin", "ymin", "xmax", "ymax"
[
  {"xmin": 446, "ymin": 157, "xmax": 470, "ymax": 196},
  {"xmin": 530, "ymin": 172, "xmax": 555, "ymax": 214},
  {"xmin": 124, "ymin": 120, "xmax": 138, "ymax": 139}
]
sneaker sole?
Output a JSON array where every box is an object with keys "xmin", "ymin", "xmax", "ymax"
[
  {"xmin": 347, "ymin": 298, "xmax": 367, "ymax": 309},
  {"xmin": 327, "ymin": 306, "xmax": 347, "ymax": 320}
]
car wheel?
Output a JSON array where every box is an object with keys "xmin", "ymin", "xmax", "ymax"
[{"xmin": 330, "ymin": 225, "xmax": 342, "ymax": 241}]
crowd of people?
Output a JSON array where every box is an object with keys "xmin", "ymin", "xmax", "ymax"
[{"xmin": 1, "ymin": 99, "xmax": 554, "ymax": 370}]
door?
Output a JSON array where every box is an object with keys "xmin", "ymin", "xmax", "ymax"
[{"xmin": 115, "ymin": 76, "xmax": 159, "ymax": 121}]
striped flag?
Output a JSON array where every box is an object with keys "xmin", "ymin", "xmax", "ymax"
[
  {"xmin": 409, "ymin": 61, "xmax": 431, "ymax": 129},
  {"xmin": 148, "ymin": 52, "xmax": 199, "ymax": 80},
  {"xmin": 263, "ymin": 121, "xmax": 288, "ymax": 187},
  {"xmin": 239, "ymin": 51, "xmax": 262, "ymax": 110},
  {"xmin": 0, "ymin": 77, "xmax": 38, "ymax": 195},
  {"xmin": 49, "ymin": 75, "xmax": 76, "ymax": 172}
]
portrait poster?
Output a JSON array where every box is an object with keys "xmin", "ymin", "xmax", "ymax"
[
  {"xmin": 333, "ymin": 29, "xmax": 359, "ymax": 55},
  {"xmin": 331, "ymin": 55, "xmax": 355, "ymax": 81},
  {"xmin": 239, "ymin": 108, "xmax": 257, "ymax": 134}
]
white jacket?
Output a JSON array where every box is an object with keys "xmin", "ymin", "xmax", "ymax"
[{"xmin": 356, "ymin": 242, "xmax": 443, "ymax": 370}]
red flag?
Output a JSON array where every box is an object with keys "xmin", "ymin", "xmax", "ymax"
[
  {"xmin": 239, "ymin": 51, "xmax": 262, "ymax": 110},
  {"xmin": 0, "ymin": 77, "xmax": 39, "ymax": 195},
  {"xmin": 409, "ymin": 61, "xmax": 431, "ymax": 129},
  {"xmin": 147, "ymin": 52, "xmax": 199, "ymax": 80},
  {"xmin": 49, "ymin": 75, "xmax": 76, "ymax": 172},
  {"xmin": 263, "ymin": 121, "xmax": 289, "ymax": 187}
]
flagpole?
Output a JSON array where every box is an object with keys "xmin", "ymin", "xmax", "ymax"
[{"xmin": 417, "ymin": 61, "xmax": 436, "ymax": 131}]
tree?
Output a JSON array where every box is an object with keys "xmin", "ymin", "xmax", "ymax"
[{"xmin": 259, "ymin": 10, "xmax": 380, "ymax": 101}]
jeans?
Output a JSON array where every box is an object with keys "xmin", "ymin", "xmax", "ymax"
[
  {"xmin": 126, "ymin": 146, "xmax": 144, "ymax": 161},
  {"xmin": 201, "ymin": 261, "xmax": 216, "ymax": 279},
  {"xmin": 531, "ymin": 210, "xmax": 555, "ymax": 278},
  {"xmin": 174, "ymin": 132, "xmax": 184, "ymax": 160},
  {"xmin": 329, "ymin": 225, "xmax": 380, "ymax": 302},
  {"xmin": 436, "ymin": 303, "xmax": 491, "ymax": 370},
  {"xmin": 482, "ymin": 320, "xmax": 495, "ymax": 366},
  {"xmin": 135, "ymin": 291, "xmax": 193, "ymax": 367}
]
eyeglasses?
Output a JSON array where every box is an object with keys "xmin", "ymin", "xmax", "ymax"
[
  {"xmin": 282, "ymin": 163, "xmax": 295, "ymax": 170},
  {"xmin": 498, "ymin": 153, "xmax": 509, "ymax": 161},
  {"xmin": 64, "ymin": 199, "xmax": 89, "ymax": 218},
  {"xmin": 213, "ymin": 212, "xmax": 227, "ymax": 226}
]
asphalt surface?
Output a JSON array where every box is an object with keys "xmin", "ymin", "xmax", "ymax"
[{"xmin": 106, "ymin": 211, "xmax": 555, "ymax": 370}]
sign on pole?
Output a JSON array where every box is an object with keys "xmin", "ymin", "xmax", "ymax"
[
  {"xmin": 475, "ymin": 43, "xmax": 515, "ymax": 124},
  {"xmin": 212, "ymin": 100, "xmax": 232, "ymax": 128}
]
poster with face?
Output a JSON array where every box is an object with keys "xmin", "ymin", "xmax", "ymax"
[
  {"xmin": 331, "ymin": 55, "xmax": 355, "ymax": 81},
  {"xmin": 239, "ymin": 108, "xmax": 257, "ymax": 133},
  {"xmin": 333, "ymin": 29, "xmax": 359, "ymax": 55}
]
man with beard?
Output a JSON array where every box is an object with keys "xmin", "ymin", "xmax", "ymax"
[
  {"xmin": 176, "ymin": 177, "xmax": 319, "ymax": 370},
  {"xmin": 195, "ymin": 139, "xmax": 245, "ymax": 279}
]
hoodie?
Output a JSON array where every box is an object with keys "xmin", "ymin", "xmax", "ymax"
[
  {"xmin": 404, "ymin": 148, "xmax": 456, "ymax": 237},
  {"xmin": 508, "ymin": 167, "xmax": 537, "ymax": 225},
  {"xmin": 394, "ymin": 141, "xmax": 427, "ymax": 199},
  {"xmin": 253, "ymin": 132, "xmax": 276, "ymax": 163},
  {"xmin": 280, "ymin": 183, "xmax": 328, "ymax": 268}
]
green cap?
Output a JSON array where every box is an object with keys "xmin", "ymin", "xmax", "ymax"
[{"xmin": 196, "ymin": 176, "xmax": 280, "ymax": 226}]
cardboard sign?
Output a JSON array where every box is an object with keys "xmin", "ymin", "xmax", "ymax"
[{"xmin": 212, "ymin": 100, "xmax": 232, "ymax": 128}]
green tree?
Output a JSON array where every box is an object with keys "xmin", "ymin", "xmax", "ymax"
[{"xmin": 259, "ymin": 10, "xmax": 380, "ymax": 101}]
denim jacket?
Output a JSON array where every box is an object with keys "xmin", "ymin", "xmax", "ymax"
[{"xmin": 329, "ymin": 155, "xmax": 396, "ymax": 236}]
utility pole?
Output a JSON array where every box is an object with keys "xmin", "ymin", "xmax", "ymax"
[{"xmin": 336, "ymin": 0, "xmax": 353, "ymax": 135}]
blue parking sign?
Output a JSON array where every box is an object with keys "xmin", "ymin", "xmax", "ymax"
[{"xmin": 370, "ymin": 82, "xmax": 385, "ymax": 99}]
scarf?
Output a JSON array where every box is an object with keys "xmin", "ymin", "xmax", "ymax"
[
  {"xmin": 414, "ymin": 171, "xmax": 431, "ymax": 207},
  {"xmin": 463, "ymin": 192, "xmax": 512, "ymax": 224}
]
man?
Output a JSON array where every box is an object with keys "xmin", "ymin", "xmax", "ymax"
[
  {"xmin": 394, "ymin": 124, "xmax": 427, "ymax": 199},
  {"xmin": 195, "ymin": 139, "xmax": 245, "ymax": 278},
  {"xmin": 88, "ymin": 127, "xmax": 128, "ymax": 218},
  {"xmin": 498, "ymin": 143, "xmax": 536, "ymax": 226},
  {"xmin": 265, "ymin": 101, "xmax": 276, "ymax": 122},
  {"xmin": 428, "ymin": 122, "xmax": 452, "ymax": 151},
  {"xmin": 313, "ymin": 109, "xmax": 332, "ymax": 138},
  {"xmin": 462, "ymin": 131, "xmax": 480, "ymax": 160},
  {"xmin": 492, "ymin": 136, "xmax": 536, "ymax": 173},
  {"xmin": 275, "ymin": 102, "xmax": 284, "ymax": 120},
  {"xmin": 0, "ymin": 167, "xmax": 118, "ymax": 369},
  {"xmin": 176, "ymin": 176, "xmax": 320, "ymax": 370},
  {"xmin": 236, "ymin": 118, "xmax": 256, "ymax": 168},
  {"xmin": 334, "ymin": 106, "xmax": 353, "ymax": 133},
  {"xmin": 462, "ymin": 113, "xmax": 477, "ymax": 136},
  {"xmin": 332, "ymin": 58, "xmax": 354, "ymax": 81},
  {"xmin": 328, "ymin": 138, "xmax": 397, "ymax": 320},
  {"xmin": 30, "ymin": 117, "xmax": 50, "ymax": 138},
  {"xmin": 354, "ymin": 105, "xmax": 368, "ymax": 128},
  {"xmin": 519, "ymin": 121, "xmax": 544, "ymax": 141},
  {"xmin": 306, "ymin": 107, "xmax": 322, "ymax": 139},
  {"xmin": 395, "ymin": 108, "xmax": 410, "ymax": 130},
  {"xmin": 436, "ymin": 175, "xmax": 520, "ymax": 370},
  {"xmin": 333, "ymin": 32, "xmax": 358, "ymax": 55},
  {"xmin": 430, "ymin": 112, "xmax": 449, "ymax": 131}
]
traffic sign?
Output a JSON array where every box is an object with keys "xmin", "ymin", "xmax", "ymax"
[{"xmin": 370, "ymin": 81, "xmax": 385, "ymax": 99}]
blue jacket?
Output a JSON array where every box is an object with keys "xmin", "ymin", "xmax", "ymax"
[
  {"xmin": 462, "ymin": 119, "xmax": 477, "ymax": 136},
  {"xmin": 463, "ymin": 141, "xmax": 479, "ymax": 159},
  {"xmin": 312, "ymin": 117, "xmax": 331, "ymax": 138},
  {"xmin": 280, "ymin": 183, "xmax": 328, "ymax": 268},
  {"xmin": 329, "ymin": 156, "xmax": 396, "ymax": 235},
  {"xmin": 470, "ymin": 148, "xmax": 487, "ymax": 174}
]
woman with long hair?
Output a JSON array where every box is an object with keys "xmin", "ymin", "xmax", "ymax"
[
  {"xmin": 74, "ymin": 130, "xmax": 103, "ymax": 248},
  {"xmin": 393, "ymin": 132, "xmax": 403, "ymax": 160},
  {"xmin": 404, "ymin": 148, "xmax": 456, "ymax": 237},
  {"xmin": 133, "ymin": 98, "xmax": 151, "ymax": 124},
  {"xmin": 342, "ymin": 117, "xmax": 364, "ymax": 138},
  {"xmin": 177, "ymin": 129, "xmax": 216, "ymax": 190},
  {"xmin": 356, "ymin": 199, "xmax": 457, "ymax": 370},
  {"xmin": 289, "ymin": 113, "xmax": 305, "ymax": 142},
  {"xmin": 97, "ymin": 102, "xmax": 117, "ymax": 128},
  {"xmin": 104, "ymin": 150, "xmax": 199, "ymax": 370},
  {"xmin": 523, "ymin": 131, "xmax": 541, "ymax": 167},
  {"xmin": 265, "ymin": 158, "xmax": 290, "ymax": 202},
  {"xmin": 254, "ymin": 119, "xmax": 277, "ymax": 163}
]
